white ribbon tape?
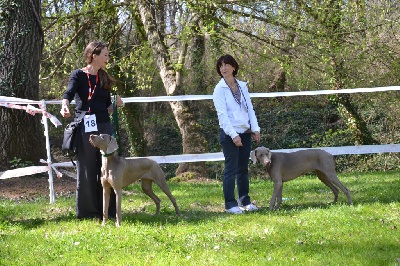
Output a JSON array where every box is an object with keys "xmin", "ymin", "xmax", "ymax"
[
  {"xmin": 0, "ymin": 96, "xmax": 41, "ymax": 105},
  {"xmin": 1, "ymin": 89, "xmax": 400, "ymax": 179},
  {"xmin": 0, "ymin": 159, "xmax": 64, "ymax": 180},
  {"xmin": 45, "ymin": 144, "xmax": 400, "ymax": 167},
  {"xmin": 0, "ymin": 166, "xmax": 50, "ymax": 179},
  {"xmin": 39, "ymin": 86, "xmax": 400, "ymax": 104},
  {"xmin": 121, "ymin": 85, "xmax": 400, "ymax": 102}
]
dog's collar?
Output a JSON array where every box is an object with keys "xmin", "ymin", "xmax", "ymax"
[
  {"xmin": 101, "ymin": 138, "xmax": 118, "ymax": 157},
  {"xmin": 101, "ymin": 150, "xmax": 117, "ymax": 157}
]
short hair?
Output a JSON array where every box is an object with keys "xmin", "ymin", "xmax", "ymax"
[{"xmin": 216, "ymin": 54, "xmax": 239, "ymax": 77}]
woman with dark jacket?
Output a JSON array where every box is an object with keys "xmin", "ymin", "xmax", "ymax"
[{"xmin": 60, "ymin": 41, "xmax": 124, "ymax": 220}]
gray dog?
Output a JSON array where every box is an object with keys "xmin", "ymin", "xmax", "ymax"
[
  {"xmin": 250, "ymin": 146, "xmax": 352, "ymax": 210},
  {"xmin": 89, "ymin": 134, "xmax": 181, "ymax": 227}
]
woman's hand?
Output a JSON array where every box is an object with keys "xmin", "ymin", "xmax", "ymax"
[
  {"xmin": 233, "ymin": 135, "xmax": 243, "ymax": 147},
  {"xmin": 115, "ymin": 95, "xmax": 124, "ymax": 107},
  {"xmin": 60, "ymin": 99, "xmax": 71, "ymax": 118},
  {"xmin": 252, "ymin": 131, "xmax": 260, "ymax": 144}
]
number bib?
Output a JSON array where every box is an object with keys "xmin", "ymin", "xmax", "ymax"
[{"xmin": 84, "ymin": 114, "xmax": 98, "ymax": 132}]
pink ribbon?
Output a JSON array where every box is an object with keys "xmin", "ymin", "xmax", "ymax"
[
  {"xmin": 40, "ymin": 159, "xmax": 63, "ymax": 178},
  {"xmin": 0, "ymin": 102, "xmax": 62, "ymax": 127}
]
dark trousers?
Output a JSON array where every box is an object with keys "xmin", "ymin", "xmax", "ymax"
[
  {"xmin": 219, "ymin": 129, "xmax": 252, "ymax": 209},
  {"xmin": 76, "ymin": 121, "xmax": 116, "ymax": 219}
]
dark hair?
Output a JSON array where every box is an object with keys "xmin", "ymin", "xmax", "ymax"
[
  {"xmin": 83, "ymin": 41, "xmax": 115, "ymax": 91},
  {"xmin": 216, "ymin": 54, "xmax": 239, "ymax": 77}
]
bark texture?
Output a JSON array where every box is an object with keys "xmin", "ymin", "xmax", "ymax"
[
  {"xmin": 136, "ymin": 0, "xmax": 207, "ymax": 177},
  {"xmin": 0, "ymin": 0, "xmax": 45, "ymax": 169}
]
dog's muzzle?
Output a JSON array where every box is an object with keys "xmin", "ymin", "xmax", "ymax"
[{"xmin": 258, "ymin": 157, "xmax": 271, "ymax": 167}]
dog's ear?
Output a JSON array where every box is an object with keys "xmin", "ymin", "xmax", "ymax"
[
  {"xmin": 250, "ymin": 150, "xmax": 257, "ymax": 164},
  {"xmin": 106, "ymin": 135, "xmax": 119, "ymax": 155},
  {"xmin": 266, "ymin": 148, "xmax": 272, "ymax": 160}
]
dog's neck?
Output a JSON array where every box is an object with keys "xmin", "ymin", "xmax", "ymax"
[
  {"xmin": 261, "ymin": 152, "xmax": 272, "ymax": 171},
  {"xmin": 266, "ymin": 161, "xmax": 272, "ymax": 171},
  {"xmin": 100, "ymin": 149, "xmax": 117, "ymax": 157},
  {"xmin": 100, "ymin": 137, "xmax": 119, "ymax": 157}
]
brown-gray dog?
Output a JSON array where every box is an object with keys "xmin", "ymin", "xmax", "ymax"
[
  {"xmin": 89, "ymin": 134, "xmax": 181, "ymax": 227},
  {"xmin": 250, "ymin": 146, "xmax": 352, "ymax": 210}
]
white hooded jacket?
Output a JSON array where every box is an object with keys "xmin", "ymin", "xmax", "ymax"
[{"xmin": 212, "ymin": 78, "xmax": 260, "ymax": 139}]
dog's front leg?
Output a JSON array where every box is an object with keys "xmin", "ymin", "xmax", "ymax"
[
  {"xmin": 102, "ymin": 186, "xmax": 111, "ymax": 226},
  {"xmin": 115, "ymin": 189, "xmax": 122, "ymax": 227},
  {"xmin": 270, "ymin": 181, "xmax": 283, "ymax": 210}
]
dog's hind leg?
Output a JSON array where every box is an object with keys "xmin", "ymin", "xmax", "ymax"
[
  {"xmin": 155, "ymin": 179, "xmax": 181, "ymax": 216},
  {"xmin": 326, "ymin": 173, "xmax": 353, "ymax": 205},
  {"xmin": 141, "ymin": 179, "xmax": 161, "ymax": 214},
  {"xmin": 316, "ymin": 170, "xmax": 339, "ymax": 203}
]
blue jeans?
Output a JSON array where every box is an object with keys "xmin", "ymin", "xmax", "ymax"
[{"xmin": 219, "ymin": 129, "xmax": 252, "ymax": 209}]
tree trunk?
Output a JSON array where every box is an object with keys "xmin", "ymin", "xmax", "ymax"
[
  {"xmin": 329, "ymin": 86, "xmax": 377, "ymax": 145},
  {"xmin": 170, "ymin": 101, "xmax": 207, "ymax": 176},
  {"xmin": 115, "ymin": 82, "xmax": 147, "ymax": 156},
  {"xmin": 136, "ymin": 0, "xmax": 208, "ymax": 178},
  {"xmin": 109, "ymin": 17, "xmax": 147, "ymax": 157},
  {"xmin": 0, "ymin": 0, "xmax": 45, "ymax": 169},
  {"xmin": 323, "ymin": 1, "xmax": 376, "ymax": 145}
]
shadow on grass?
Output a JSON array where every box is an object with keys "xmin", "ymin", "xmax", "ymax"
[
  {"xmin": 2, "ymin": 203, "xmax": 234, "ymax": 229},
  {"xmin": 2, "ymin": 211, "xmax": 77, "ymax": 230},
  {"xmin": 3, "ymin": 171, "xmax": 399, "ymax": 228},
  {"xmin": 251, "ymin": 171, "xmax": 400, "ymax": 212}
]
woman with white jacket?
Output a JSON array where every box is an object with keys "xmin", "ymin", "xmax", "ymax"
[{"xmin": 212, "ymin": 54, "xmax": 261, "ymax": 214}]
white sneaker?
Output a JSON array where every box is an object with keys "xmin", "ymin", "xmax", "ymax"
[
  {"xmin": 239, "ymin": 203, "xmax": 258, "ymax": 212},
  {"xmin": 225, "ymin": 206, "xmax": 243, "ymax": 214}
]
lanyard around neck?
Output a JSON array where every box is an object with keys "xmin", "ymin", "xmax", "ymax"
[
  {"xmin": 223, "ymin": 78, "xmax": 249, "ymax": 111},
  {"xmin": 224, "ymin": 78, "xmax": 241, "ymax": 105},
  {"xmin": 85, "ymin": 67, "xmax": 98, "ymax": 101},
  {"xmin": 84, "ymin": 67, "xmax": 98, "ymax": 113}
]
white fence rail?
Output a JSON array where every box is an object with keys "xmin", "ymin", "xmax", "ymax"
[{"xmin": 1, "ymin": 85, "xmax": 400, "ymax": 203}]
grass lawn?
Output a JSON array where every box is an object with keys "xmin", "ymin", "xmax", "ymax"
[{"xmin": 1, "ymin": 171, "xmax": 399, "ymax": 265}]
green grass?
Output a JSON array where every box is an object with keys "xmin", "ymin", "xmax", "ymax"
[{"xmin": 1, "ymin": 171, "xmax": 399, "ymax": 265}]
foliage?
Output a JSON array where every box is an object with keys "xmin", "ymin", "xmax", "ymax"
[
  {"xmin": 33, "ymin": 0, "xmax": 400, "ymax": 176},
  {"xmin": 9, "ymin": 157, "xmax": 33, "ymax": 169},
  {"xmin": 142, "ymin": 90, "xmax": 400, "ymax": 179},
  {"xmin": 0, "ymin": 171, "xmax": 399, "ymax": 265}
]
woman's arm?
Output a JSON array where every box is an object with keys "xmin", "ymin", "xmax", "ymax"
[{"xmin": 108, "ymin": 95, "xmax": 124, "ymax": 114}]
